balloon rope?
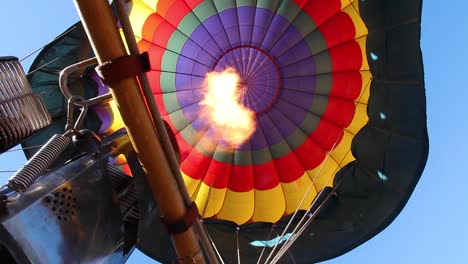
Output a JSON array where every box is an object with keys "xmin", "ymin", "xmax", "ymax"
[
  {"xmin": 236, "ymin": 227, "xmax": 241, "ymax": 264},
  {"xmin": 256, "ymin": 224, "xmax": 276, "ymax": 264},
  {"xmin": 19, "ymin": 26, "xmax": 78, "ymax": 63},
  {"xmin": 263, "ymin": 132, "xmax": 343, "ymax": 264},
  {"xmin": 2, "ymin": 144, "xmax": 44, "ymax": 152},
  {"xmin": 271, "ymin": 167, "xmax": 352, "ymax": 264},
  {"xmin": 200, "ymin": 220, "xmax": 225, "ymax": 264},
  {"xmin": 26, "ymin": 57, "xmax": 60, "ymax": 76}
]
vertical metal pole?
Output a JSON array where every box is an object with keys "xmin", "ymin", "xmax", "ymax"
[
  {"xmin": 112, "ymin": 1, "xmax": 219, "ymax": 263},
  {"xmin": 73, "ymin": 1, "xmax": 204, "ymax": 262}
]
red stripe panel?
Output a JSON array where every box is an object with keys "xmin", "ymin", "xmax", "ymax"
[
  {"xmin": 329, "ymin": 40, "xmax": 363, "ymax": 72},
  {"xmin": 322, "ymin": 97, "xmax": 356, "ymax": 128},
  {"xmin": 155, "ymin": 0, "xmax": 177, "ymax": 18},
  {"xmin": 329, "ymin": 72, "xmax": 362, "ymax": 100},
  {"xmin": 274, "ymin": 151, "xmax": 306, "ymax": 183},
  {"xmin": 319, "ymin": 11, "xmax": 356, "ymax": 49},
  {"xmin": 293, "ymin": 136, "xmax": 327, "ymax": 170},
  {"xmin": 229, "ymin": 165, "xmax": 254, "ymax": 192},
  {"xmin": 179, "ymin": 141, "xmax": 211, "ymax": 181},
  {"xmin": 163, "ymin": 1, "xmax": 192, "ymax": 26},
  {"xmin": 153, "ymin": 93, "xmax": 167, "ymax": 115},
  {"xmin": 141, "ymin": 13, "xmax": 163, "ymax": 42},
  {"xmin": 299, "ymin": 0, "xmax": 342, "ymax": 27},
  {"xmin": 203, "ymin": 159, "xmax": 231, "ymax": 189},
  {"xmin": 253, "ymin": 162, "xmax": 280, "ymax": 191},
  {"xmin": 185, "ymin": 0, "xmax": 204, "ymax": 9},
  {"xmin": 310, "ymin": 118, "xmax": 344, "ymax": 151}
]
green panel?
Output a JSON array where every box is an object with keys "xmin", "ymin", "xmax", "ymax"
[
  {"xmin": 276, "ymin": 0, "xmax": 301, "ymax": 23},
  {"xmin": 256, "ymin": 0, "xmax": 280, "ymax": 11},
  {"xmin": 168, "ymin": 109, "xmax": 189, "ymax": 132},
  {"xmin": 304, "ymin": 31, "xmax": 329, "ymax": 55},
  {"xmin": 292, "ymin": 11, "xmax": 317, "ymax": 37},
  {"xmin": 176, "ymin": 13, "xmax": 201, "ymax": 37},
  {"xmin": 161, "ymin": 49, "xmax": 182, "ymax": 72},
  {"xmin": 213, "ymin": 0, "xmax": 236, "ymax": 13},
  {"xmin": 165, "ymin": 30, "xmax": 188, "ymax": 53},
  {"xmin": 286, "ymin": 129, "xmax": 308, "ymax": 150},
  {"xmin": 299, "ymin": 112, "xmax": 321, "ymax": 135},
  {"xmin": 308, "ymin": 94, "xmax": 329, "ymax": 117},
  {"xmin": 251, "ymin": 147, "xmax": 273, "ymax": 165},
  {"xmin": 236, "ymin": 0, "xmax": 256, "ymax": 7},
  {"xmin": 270, "ymin": 139, "xmax": 291, "ymax": 159},
  {"xmin": 159, "ymin": 72, "xmax": 176, "ymax": 92},
  {"xmin": 192, "ymin": 1, "xmax": 218, "ymax": 21},
  {"xmin": 312, "ymin": 52, "xmax": 333, "ymax": 74},
  {"xmin": 314, "ymin": 74, "xmax": 334, "ymax": 96},
  {"xmin": 162, "ymin": 93, "xmax": 182, "ymax": 114},
  {"xmin": 213, "ymin": 148, "xmax": 233, "ymax": 163},
  {"xmin": 234, "ymin": 149, "xmax": 252, "ymax": 166}
]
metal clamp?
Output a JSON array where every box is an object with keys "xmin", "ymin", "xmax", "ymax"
[
  {"xmin": 65, "ymin": 96, "xmax": 88, "ymax": 133},
  {"xmin": 59, "ymin": 57, "xmax": 113, "ymax": 107}
]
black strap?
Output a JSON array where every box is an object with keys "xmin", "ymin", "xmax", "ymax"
[
  {"xmin": 95, "ymin": 52, "xmax": 150, "ymax": 85},
  {"xmin": 161, "ymin": 202, "xmax": 200, "ymax": 235}
]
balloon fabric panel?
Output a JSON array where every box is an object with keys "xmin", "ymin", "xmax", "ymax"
[{"xmin": 118, "ymin": 0, "xmax": 372, "ymax": 224}]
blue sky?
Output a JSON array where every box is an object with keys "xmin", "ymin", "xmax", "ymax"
[{"xmin": 1, "ymin": 1, "xmax": 467, "ymax": 263}]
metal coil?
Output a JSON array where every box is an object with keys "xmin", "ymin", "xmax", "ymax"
[
  {"xmin": 0, "ymin": 57, "xmax": 51, "ymax": 151},
  {"xmin": 8, "ymin": 134, "xmax": 71, "ymax": 192}
]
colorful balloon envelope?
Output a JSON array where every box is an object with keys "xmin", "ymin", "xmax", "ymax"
[
  {"xmin": 129, "ymin": 0, "xmax": 372, "ymax": 224},
  {"xmin": 25, "ymin": 0, "xmax": 428, "ymax": 262}
]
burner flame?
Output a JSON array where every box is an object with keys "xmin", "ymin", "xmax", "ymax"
[{"xmin": 200, "ymin": 67, "xmax": 256, "ymax": 149}]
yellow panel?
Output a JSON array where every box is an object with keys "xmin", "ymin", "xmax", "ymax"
[
  {"xmin": 355, "ymin": 36, "xmax": 370, "ymax": 71},
  {"xmin": 281, "ymin": 172, "xmax": 318, "ymax": 214},
  {"xmin": 342, "ymin": 4, "xmax": 368, "ymax": 39},
  {"xmin": 330, "ymin": 130, "xmax": 353, "ymax": 163},
  {"xmin": 341, "ymin": 151, "xmax": 356, "ymax": 167},
  {"xmin": 357, "ymin": 71, "xmax": 372, "ymax": 103},
  {"xmin": 140, "ymin": 0, "xmax": 158, "ymax": 9},
  {"xmin": 107, "ymin": 100, "xmax": 124, "ymax": 133},
  {"xmin": 341, "ymin": 0, "xmax": 361, "ymax": 15},
  {"xmin": 217, "ymin": 189, "xmax": 254, "ymax": 224},
  {"xmin": 251, "ymin": 185, "xmax": 285, "ymax": 223},
  {"xmin": 308, "ymin": 157, "xmax": 340, "ymax": 191},
  {"xmin": 347, "ymin": 103, "xmax": 368, "ymax": 134},
  {"xmin": 129, "ymin": 0, "xmax": 157, "ymax": 38},
  {"xmin": 181, "ymin": 171, "xmax": 201, "ymax": 197},
  {"xmin": 195, "ymin": 183, "xmax": 226, "ymax": 218}
]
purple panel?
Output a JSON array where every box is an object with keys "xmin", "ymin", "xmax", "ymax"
[
  {"xmin": 237, "ymin": 6, "xmax": 255, "ymax": 44},
  {"xmin": 176, "ymin": 90, "xmax": 204, "ymax": 109},
  {"xmin": 278, "ymin": 89, "xmax": 314, "ymax": 111},
  {"xmin": 173, "ymin": 6, "xmax": 320, "ymax": 150},
  {"xmin": 252, "ymin": 9, "xmax": 274, "ymax": 46},
  {"xmin": 257, "ymin": 113, "xmax": 285, "ymax": 145},
  {"xmin": 175, "ymin": 74, "xmax": 191, "ymax": 90},
  {"xmin": 219, "ymin": 9, "xmax": 241, "ymax": 46},
  {"xmin": 283, "ymin": 76, "xmax": 317, "ymax": 93},
  {"xmin": 179, "ymin": 101, "xmax": 201, "ymax": 123},
  {"xmin": 261, "ymin": 16, "xmax": 290, "ymax": 51},
  {"xmin": 275, "ymin": 99, "xmax": 310, "ymax": 126},
  {"xmin": 190, "ymin": 115, "xmax": 209, "ymax": 132},
  {"xmin": 189, "ymin": 26, "xmax": 222, "ymax": 57},
  {"xmin": 280, "ymin": 58, "xmax": 315, "ymax": 77},
  {"xmin": 203, "ymin": 15, "xmax": 232, "ymax": 50},
  {"xmin": 270, "ymin": 26, "xmax": 306, "ymax": 58},
  {"xmin": 176, "ymin": 56, "xmax": 195, "ymax": 74}
]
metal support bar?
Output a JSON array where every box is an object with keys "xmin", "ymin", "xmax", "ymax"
[
  {"xmin": 113, "ymin": 0, "xmax": 219, "ymax": 263},
  {"xmin": 73, "ymin": 0, "xmax": 205, "ymax": 262}
]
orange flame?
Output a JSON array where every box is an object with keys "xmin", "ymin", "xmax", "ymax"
[{"xmin": 200, "ymin": 67, "xmax": 256, "ymax": 149}]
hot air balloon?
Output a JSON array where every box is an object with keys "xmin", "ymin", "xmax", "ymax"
[{"xmin": 23, "ymin": 0, "xmax": 428, "ymax": 263}]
